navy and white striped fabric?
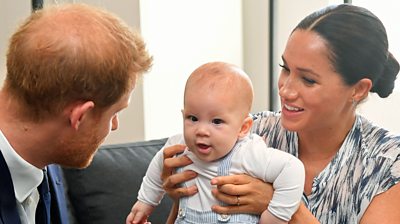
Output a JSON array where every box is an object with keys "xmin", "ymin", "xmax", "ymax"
[{"xmin": 251, "ymin": 111, "xmax": 400, "ymax": 223}]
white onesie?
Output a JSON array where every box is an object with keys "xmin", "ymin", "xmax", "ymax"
[{"xmin": 137, "ymin": 133, "xmax": 305, "ymax": 222}]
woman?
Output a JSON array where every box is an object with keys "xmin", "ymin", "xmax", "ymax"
[{"xmin": 162, "ymin": 4, "xmax": 400, "ymax": 223}]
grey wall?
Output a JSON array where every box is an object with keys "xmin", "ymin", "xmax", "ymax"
[{"xmin": 0, "ymin": 1, "xmax": 30, "ymax": 85}]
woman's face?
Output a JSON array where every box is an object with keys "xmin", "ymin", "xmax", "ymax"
[{"xmin": 278, "ymin": 30, "xmax": 355, "ymax": 133}]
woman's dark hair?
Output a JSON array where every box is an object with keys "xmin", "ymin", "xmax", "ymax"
[{"xmin": 294, "ymin": 4, "xmax": 399, "ymax": 98}]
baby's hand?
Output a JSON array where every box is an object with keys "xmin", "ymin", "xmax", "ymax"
[{"xmin": 126, "ymin": 201, "xmax": 155, "ymax": 224}]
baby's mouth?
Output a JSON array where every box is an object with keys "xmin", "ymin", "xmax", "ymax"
[{"xmin": 196, "ymin": 143, "xmax": 211, "ymax": 154}]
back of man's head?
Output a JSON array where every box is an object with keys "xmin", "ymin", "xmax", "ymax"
[{"xmin": 5, "ymin": 3, "xmax": 152, "ymax": 121}]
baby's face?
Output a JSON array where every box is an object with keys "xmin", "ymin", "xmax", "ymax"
[{"xmin": 182, "ymin": 87, "xmax": 246, "ymax": 162}]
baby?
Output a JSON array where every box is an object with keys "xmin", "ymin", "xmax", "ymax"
[{"xmin": 126, "ymin": 62, "xmax": 305, "ymax": 224}]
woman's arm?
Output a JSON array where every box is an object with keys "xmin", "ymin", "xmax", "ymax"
[
  {"xmin": 289, "ymin": 203, "xmax": 320, "ymax": 224},
  {"xmin": 166, "ymin": 202, "xmax": 179, "ymax": 224},
  {"xmin": 289, "ymin": 184, "xmax": 400, "ymax": 223},
  {"xmin": 360, "ymin": 183, "xmax": 400, "ymax": 223}
]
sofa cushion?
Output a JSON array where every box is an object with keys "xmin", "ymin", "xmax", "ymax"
[{"xmin": 63, "ymin": 138, "xmax": 172, "ymax": 224}]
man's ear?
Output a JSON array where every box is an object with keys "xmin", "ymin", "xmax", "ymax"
[
  {"xmin": 68, "ymin": 101, "xmax": 95, "ymax": 130},
  {"xmin": 238, "ymin": 116, "xmax": 253, "ymax": 138},
  {"xmin": 352, "ymin": 78, "xmax": 372, "ymax": 103}
]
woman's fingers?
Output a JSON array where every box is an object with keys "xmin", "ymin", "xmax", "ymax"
[
  {"xmin": 211, "ymin": 173, "xmax": 254, "ymax": 185},
  {"xmin": 211, "ymin": 188, "xmax": 268, "ymax": 215},
  {"xmin": 161, "ymin": 144, "xmax": 198, "ymax": 201},
  {"xmin": 164, "ymin": 183, "xmax": 198, "ymax": 199},
  {"xmin": 211, "ymin": 187, "xmax": 245, "ymax": 205},
  {"xmin": 163, "ymin": 144, "xmax": 187, "ymax": 158},
  {"xmin": 163, "ymin": 170, "xmax": 198, "ymax": 201},
  {"xmin": 211, "ymin": 174, "xmax": 254, "ymax": 195},
  {"xmin": 163, "ymin": 156, "xmax": 192, "ymax": 173},
  {"xmin": 211, "ymin": 174, "xmax": 273, "ymax": 215},
  {"xmin": 161, "ymin": 144, "xmax": 191, "ymax": 182},
  {"xmin": 163, "ymin": 170, "xmax": 197, "ymax": 188},
  {"xmin": 210, "ymin": 189, "xmax": 261, "ymax": 215}
]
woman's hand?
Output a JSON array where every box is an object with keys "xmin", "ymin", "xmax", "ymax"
[
  {"xmin": 210, "ymin": 174, "xmax": 273, "ymax": 215},
  {"xmin": 161, "ymin": 144, "xmax": 198, "ymax": 224},
  {"xmin": 161, "ymin": 144, "xmax": 198, "ymax": 202}
]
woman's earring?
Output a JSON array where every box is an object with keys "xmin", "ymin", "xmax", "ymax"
[{"xmin": 352, "ymin": 98, "xmax": 358, "ymax": 107}]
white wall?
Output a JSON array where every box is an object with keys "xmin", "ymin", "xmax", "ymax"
[
  {"xmin": 140, "ymin": 0, "xmax": 244, "ymax": 140},
  {"xmin": 140, "ymin": 0, "xmax": 274, "ymax": 140},
  {"xmin": 358, "ymin": 92, "xmax": 400, "ymax": 134},
  {"xmin": 351, "ymin": 0, "xmax": 400, "ymax": 134}
]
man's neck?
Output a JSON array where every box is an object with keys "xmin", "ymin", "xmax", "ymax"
[{"xmin": 0, "ymin": 91, "xmax": 61, "ymax": 169}]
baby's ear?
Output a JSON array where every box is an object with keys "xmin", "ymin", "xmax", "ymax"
[{"xmin": 238, "ymin": 116, "xmax": 253, "ymax": 138}]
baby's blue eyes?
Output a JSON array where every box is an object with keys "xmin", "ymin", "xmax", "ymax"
[
  {"xmin": 185, "ymin": 116, "xmax": 224, "ymax": 125},
  {"xmin": 212, "ymin": 119, "xmax": 224, "ymax": 125},
  {"xmin": 187, "ymin": 115, "xmax": 198, "ymax": 122}
]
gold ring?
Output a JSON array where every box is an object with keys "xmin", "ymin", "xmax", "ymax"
[{"xmin": 236, "ymin": 196, "xmax": 240, "ymax": 206}]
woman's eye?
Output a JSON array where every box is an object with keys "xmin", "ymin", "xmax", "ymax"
[
  {"xmin": 187, "ymin": 115, "xmax": 198, "ymax": 122},
  {"xmin": 302, "ymin": 77, "xmax": 316, "ymax": 85},
  {"xmin": 279, "ymin": 63, "xmax": 289, "ymax": 72},
  {"xmin": 212, "ymin": 118, "xmax": 224, "ymax": 125}
]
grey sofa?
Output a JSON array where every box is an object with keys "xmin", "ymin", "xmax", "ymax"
[{"xmin": 62, "ymin": 138, "xmax": 172, "ymax": 224}]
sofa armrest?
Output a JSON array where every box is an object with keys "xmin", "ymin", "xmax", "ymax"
[{"xmin": 62, "ymin": 138, "xmax": 172, "ymax": 224}]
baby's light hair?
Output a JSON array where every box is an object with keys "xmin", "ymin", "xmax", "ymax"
[{"xmin": 184, "ymin": 61, "xmax": 254, "ymax": 117}]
